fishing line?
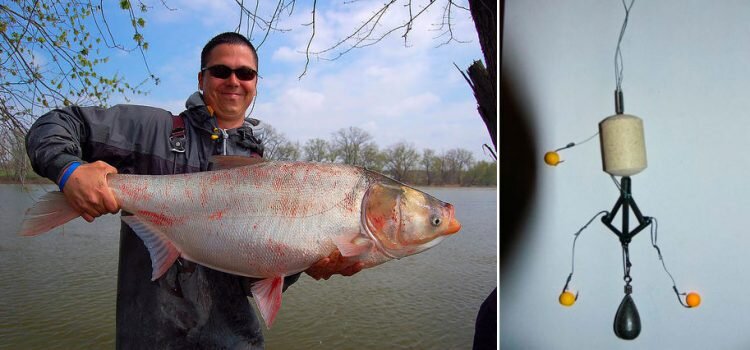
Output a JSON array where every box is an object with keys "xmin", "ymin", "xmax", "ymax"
[
  {"xmin": 609, "ymin": 174, "xmax": 622, "ymax": 192},
  {"xmin": 649, "ymin": 217, "xmax": 692, "ymax": 308},
  {"xmin": 554, "ymin": 132, "xmax": 600, "ymax": 152},
  {"xmin": 483, "ymin": 144, "xmax": 497, "ymax": 160},
  {"xmin": 561, "ymin": 210, "xmax": 610, "ymax": 295},
  {"xmin": 546, "ymin": 131, "xmax": 600, "ymax": 166},
  {"xmin": 615, "ymin": 0, "xmax": 636, "ymax": 92},
  {"xmin": 248, "ymin": 91, "xmax": 258, "ymax": 117}
]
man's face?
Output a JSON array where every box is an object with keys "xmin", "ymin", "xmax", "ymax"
[{"xmin": 198, "ymin": 43, "xmax": 258, "ymax": 129}]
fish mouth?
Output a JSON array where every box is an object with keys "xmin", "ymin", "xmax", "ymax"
[{"xmin": 444, "ymin": 203, "xmax": 461, "ymax": 235}]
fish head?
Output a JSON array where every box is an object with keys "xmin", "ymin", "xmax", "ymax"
[{"xmin": 362, "ymin": 182, "xmax": 461, "ymax": 259}]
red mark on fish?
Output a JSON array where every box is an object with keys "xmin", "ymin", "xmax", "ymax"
[
  {"xmin": 138, "ymin": 210, "xmax": 176, "ymax": 226},
  {"xmin": 340, "ymin": 192, "xmax": 357, "ymax": 212},
  {"xmin": 118, "ymin": 182, "xmax": 151, "ymax": 202},
  {"xmin": 369, "ymin": 215, "xmax": 386, "ymax": 231},
  {"xmin": 209, "ymin": 172, "xmax": 232, "ymax": 185}
]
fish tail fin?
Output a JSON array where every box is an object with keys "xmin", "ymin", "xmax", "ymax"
[
  {"xmin": 251, "ymin": 276, "xmax": 285, "ymax": 329},
  {"xmin": 19, "ymin": 191, "xmax": 80, "ymax": 236},
  {"xmin": 121, "ymin": 216, "xmax": 181, "ymax": 281}
]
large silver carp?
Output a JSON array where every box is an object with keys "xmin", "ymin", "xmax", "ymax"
[{"xmin": 19, "ymin": 156, "xmax": 461, "ymax": 328}]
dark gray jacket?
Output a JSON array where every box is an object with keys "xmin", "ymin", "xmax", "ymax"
[{"xmin": 26, "ymin": 92, "xmax": 298, "ymax": 349}]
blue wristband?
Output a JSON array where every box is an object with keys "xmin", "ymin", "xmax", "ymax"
[{"xmin": 58, "ymin": 162, "xmax": 81, "ymax": 191}]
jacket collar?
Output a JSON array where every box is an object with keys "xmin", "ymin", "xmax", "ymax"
[
  {"xmin": 185, "ymin": 91, "xmax": 206, "ymax": 111},
  {"xmin": 183, "ymin": 92, "xmax": 216, "ymax": 131}
]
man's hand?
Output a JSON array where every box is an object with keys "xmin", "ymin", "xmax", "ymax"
[
  {"xmin": 305, "ymin": 250, "xmax": 364, "ymax": 280},
  {"xmin": 62, "ymin": 161, "xmax": 120, "ymax": 222}
]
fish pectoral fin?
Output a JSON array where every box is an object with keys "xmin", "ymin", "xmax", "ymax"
[
  {"xmin": 250, "ymin": 276, "xmax": 285, "ymax": 329},
  {"xmin": 333, "ymin": 234, "xmax": 373, "ymax": 257},
  {"xmin": 121, "ymin": 216, "xmax": 181, "ymax": 281}
]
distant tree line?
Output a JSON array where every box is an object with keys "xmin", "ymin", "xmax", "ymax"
[
  {"xmin": 0, "ymin": 123, "xmax": 496, "ymax": 187},
  {"xmin": 262, "ymin": 125, "xmax": 496, "ymax": 187},
  {"xmin": 0, "ymin": 128, "xmax": 31, "ymax": 182}
]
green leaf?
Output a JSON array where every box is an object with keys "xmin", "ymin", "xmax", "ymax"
[{"xmin": 120, "ymin": 1, "xmax": 131, "ymax": 10}]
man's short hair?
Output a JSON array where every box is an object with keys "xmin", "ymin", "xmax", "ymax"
[{"xmin": 200, "ymin": 32, "xmax": 258, "ymax": 70}]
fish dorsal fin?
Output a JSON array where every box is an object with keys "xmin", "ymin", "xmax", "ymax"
[{"xmin": 209, "ymin": 155, "xmax": 266, "ymax": 171}]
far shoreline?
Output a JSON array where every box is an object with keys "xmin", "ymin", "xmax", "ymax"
[
  {"xmin": 0, "ymin": 177, "xmax": 495, "ymax": 189},
  {"xmin": 0, "ymin": 177, "xmax": 53, "ymax": 185}
]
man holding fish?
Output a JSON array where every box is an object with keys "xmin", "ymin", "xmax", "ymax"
[
  {"xmin": 24, "ymin": 31, "xmax": 460, "ymax": 349},
  {"xmin": 25, "ymin": 32, "xmax": 363, "ymax": 349}
]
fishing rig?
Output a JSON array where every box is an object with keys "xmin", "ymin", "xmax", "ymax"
[{"xmin": 545, "ymin": 0, "xmax": 700, "ymax": 341}]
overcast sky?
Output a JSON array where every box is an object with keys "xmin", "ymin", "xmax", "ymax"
[{"xmin": 100, "ymin": 1, "xmax": 492, "ymax": 160}]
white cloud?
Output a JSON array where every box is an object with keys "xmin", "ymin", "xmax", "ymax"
[
  {"xmin": 281, "ymin": 87, "xmax": 326, "ymax": 110},
  {"xmin": 110, "ymin": 1, "xmax": 490, "ymax": 159},
  {"xmin": 271, "ymin": 46, "xmax": 306, "ymax": 63},
  {"xmin": 386, "ymin": 93, "xmax": 440, "ymax": 116},
  {"xmin": 252, "ymin": 34, "xmax": 489, "ymax": 158}
]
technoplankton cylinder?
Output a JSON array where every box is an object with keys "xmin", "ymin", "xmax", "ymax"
[{"xmin": 599, "ymin": 114, "xmax": 647, "ymax": 176}]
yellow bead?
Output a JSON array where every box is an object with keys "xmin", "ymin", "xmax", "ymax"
[
  {"xmin": 544, "ymin": 151, "xmax": 561, "ymax": 166},
  {"xmin": 686, "ymin": 292, "xmax": 701, "ymax": 308},
  {"xmin": 211, "ymin": 134, "xmax": 219, "ymax": 140},
  {"xmin": 559, "ymin": 291, "xmax": 576, "ymax": 307}
]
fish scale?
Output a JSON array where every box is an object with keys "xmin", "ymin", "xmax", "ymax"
[{"xmin": 19, "ymin": 157, "xmax": 461, "ymax": 329}]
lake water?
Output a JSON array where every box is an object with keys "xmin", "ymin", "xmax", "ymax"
[{"xmin": 0, "ymin": 185, "xmax": 497, "ymax": 349}]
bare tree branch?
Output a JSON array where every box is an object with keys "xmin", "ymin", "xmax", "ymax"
[
  {"xmin": 298, "ymin": 0, "xmax": 316, "ymax": 79},
  {"xmin": 232, "ymin": 1, "xmax": 473, "ymax": 78}
]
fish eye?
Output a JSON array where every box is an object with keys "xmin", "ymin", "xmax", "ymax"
[{"xmin": 430, "ymin": 215, "xmax": 442, "ymax": 227}]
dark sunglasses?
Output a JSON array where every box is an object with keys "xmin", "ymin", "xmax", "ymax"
[{"xmin": 201, "ymin": 65, "xmax": 258, "ymax": 81}]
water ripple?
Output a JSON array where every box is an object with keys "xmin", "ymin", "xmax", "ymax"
[{"xmin": 1, "ymin": 185, "xmax": 496, "ymax": 349}]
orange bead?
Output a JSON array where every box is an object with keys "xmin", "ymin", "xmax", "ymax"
[
  {"xmin": 544, "ymin": 151, "xmax": 561, "ymax": 166},
  {"xmin": 559, "ymin": 291, "xmax": 576, "ymax": 307},
  {"xmin": 686, "ymin": 292, "xmax": 701, "ymax": 308}
]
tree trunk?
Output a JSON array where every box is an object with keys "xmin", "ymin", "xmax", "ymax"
[
  {"xmin": 468, "ymin": 0, "xmax": 497, "ymax": 149},
  {"xmin": 468, "ymin": 1, "xmax": 498, "ymax": 350}
]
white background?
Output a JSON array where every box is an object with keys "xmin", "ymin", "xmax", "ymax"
[{"xmin": 503, "ymin": 1, "xmax": 747, "ymax": 348}]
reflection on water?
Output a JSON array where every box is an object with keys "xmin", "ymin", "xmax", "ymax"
[{"xmin": 0, "ymin": 185, "xmax": 497, "ymax": 349}]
